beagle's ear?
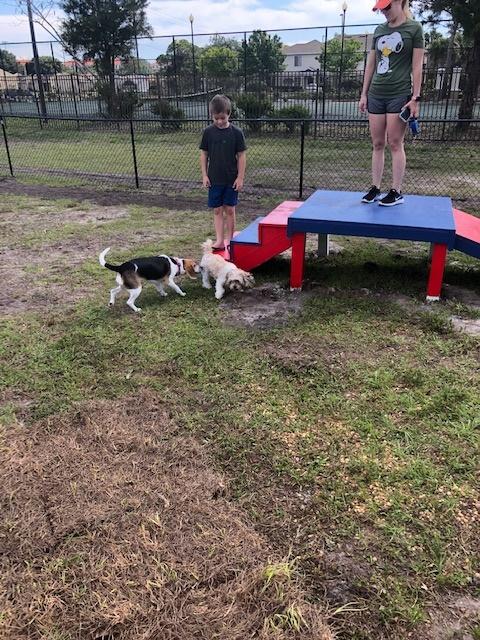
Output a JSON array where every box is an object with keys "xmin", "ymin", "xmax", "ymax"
[{"xmin": 184, "ymin": 259, "xmax": 199, "ymax": 279}]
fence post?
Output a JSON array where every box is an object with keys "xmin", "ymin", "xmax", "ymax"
[
  {"xmin": 314, "ymin": 68, "xmax": 320, "ymax": 139},
  {"xmin": 32, "ymin": 79, "xmax": 43, "ymax": 128},
  {"xmin": 322, "ymin": 27, "xmax": 328, "ymax": 120},
  {"xmin": 1, "ymin": 117, "xmax": 14, "ymax": 177},
  {"xmin": 51, "ymin": 42, "xmax": 63, "ymax": 116},
  {"xmin": 243, "ymin": 32, "xmax": 248, "ymax": 92},
  {"xmin": 129, "ymin": 119, "xmax": 139, "ymax": 188},
  {"xmin": 299, "ymin": 121, "xmax": 305, "ymax": 199},
  {"xmin": 70, "ymin": 74, "xmax": 80, "ymax": 129}
]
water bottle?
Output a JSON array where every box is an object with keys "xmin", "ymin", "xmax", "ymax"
[{"xmin": 409, "ymin": 118, "xmax": 420, "ymax": 138}]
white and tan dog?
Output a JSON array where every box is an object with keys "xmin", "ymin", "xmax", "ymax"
[{"xmin": 200, "ymin": 239, "xmax": 254, "ymax": 300}]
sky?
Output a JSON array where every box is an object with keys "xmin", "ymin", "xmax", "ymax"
[{"xmin": 0, "ymin": 0, "xmax": 427, "ymax": 61}]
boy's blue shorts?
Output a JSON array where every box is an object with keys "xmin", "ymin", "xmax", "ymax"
[{"xmin": 208, "ymin": 185, "xmax": 239, "ymax": 208}]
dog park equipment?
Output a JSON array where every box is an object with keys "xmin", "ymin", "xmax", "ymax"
[
  {"xmin": 229, "ymin": 201, "xmax": 303, "ymax": 269},
  {"xmin": 229, "ymin": 190, "xmax": 480, "ymax": 301}
]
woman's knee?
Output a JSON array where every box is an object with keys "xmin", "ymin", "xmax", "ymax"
[
  {"xmin": 372, "ymin": 138, "xmax": 385, "ymax": 152},
  {"xmin": 388, "ymin": 138, "xmax": 405, "ymax": 152}
]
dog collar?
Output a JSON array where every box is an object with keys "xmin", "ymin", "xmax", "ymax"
[{"xmin": 171, "ymin": 257, "xmax": 183, "ymax": 273}]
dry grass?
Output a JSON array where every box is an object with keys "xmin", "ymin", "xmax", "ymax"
[{"xmin": 0, "ymin": 392, "xmax": 333, "ymax": 640}]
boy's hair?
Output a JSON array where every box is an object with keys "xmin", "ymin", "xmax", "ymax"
[{"xmin": 209, "ymin": 94, "xmax": 231, "ymax": 115}]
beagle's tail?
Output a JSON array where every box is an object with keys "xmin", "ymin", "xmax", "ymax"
[
  {"xmin": 201, "ymin": 238, "xmax": 214, "ymax": 254},
  {"xmin": 99, "ymin": 247, "xmax": 120, "ymax": 272}
]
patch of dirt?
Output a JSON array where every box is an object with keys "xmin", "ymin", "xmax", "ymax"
[
  {"xmin": 220, "ymin": 283, "xmax": 314, "ymax": 329},
  {"xmin": 0, "ymin": 178, "xmax": 270, "ymax": 216},
  {"xmin": 0, "ymin": 231, "xmax": 163, "ymax": 315},
  {"xmin": 262, "ymin": 333, "xmax": 367, "ymax": 375},
  {"xmin": 444, "ymin": 284, "xmax": 480, "ymax": 308},
  {"xmin": 0, "ymin": 392, "xmax": 333, "ymax": 640},
  {"xmin": 0, "ymin": 202, "xmax": 129, "ymax": 228},
  {"xmin": 388, "ymin": 292, "xmax": 480, "ymax": 338},
  {"xmin": 450, "ymin": 316, "xmax": 480, "ymax": 337},
  {"xmin": 419, "ymin": 594, "xmax": 480, "ymax": 640}
]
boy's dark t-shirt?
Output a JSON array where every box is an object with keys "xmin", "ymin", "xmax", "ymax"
[{"xmin": 199, "ymin": 124, "xmax": 246, "ymax": 186}]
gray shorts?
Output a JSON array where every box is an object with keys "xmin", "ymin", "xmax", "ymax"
[{"xmin": 367, "ymin": 94, "xmax": 411, "ymax": 114}]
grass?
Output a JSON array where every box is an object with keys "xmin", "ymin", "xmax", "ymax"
[
  {"xmin": 2, "ymin": 117, "xmax": 479, "ymax": 214},
  {"xmin": 1, "ymin": 193, "xmax": 479, "ymax": 639}
]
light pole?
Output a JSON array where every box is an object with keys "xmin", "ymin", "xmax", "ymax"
[
  {"xmin": 338, "ymin": 1, "xmax": 348, "ymax": 100},
  {"xmin": 26, "ymin": 0, "xmax": 47, "ymax": 118},
  {"xmin": 189, "ymin": 14, "xmax": 197, "ymax": 94}
]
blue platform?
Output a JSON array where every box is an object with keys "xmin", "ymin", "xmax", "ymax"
[
  {"xmin": 287, "ymin": 190, "xmax": 456, "ymax": 249},
  {"xmin": 231, "ymin": 216, "xmax": 264, "ymax": 246}
]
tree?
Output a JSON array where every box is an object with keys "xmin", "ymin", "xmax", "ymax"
[
  {"xmin": 0, "ymin": 49, "xmax": 19, "ymax": 74},
  {"xmin": 60, "ymin": 0, "xmax": 152, "ymax": 115},
  {"xmin": 208, "ymin": 35, "xmax": 242, "ymax": 52},
  {"xmin": 416, "ymin": 0, "xmax": 480, "ymax": 126},
  {"xmin": 316, "ymin": 37, "xmax": 363, "ymax": 73},
  {"xmin": 28, "ymin": 56, "xmax": 63, "ymax": 75},
  {"xmin": 156, "ymin": 39, "xmax": 200, "ymax": 80},
  {"xmin": 201, "ymin": 46, "xmax": 238, "ymax": 77},
  {"xmin": 118, "ymin": 57, "xmax": 152, "ymax": 74},
  {"xmin": 245, "ymin": 30, "xmax": 285, "ymax": 76}
]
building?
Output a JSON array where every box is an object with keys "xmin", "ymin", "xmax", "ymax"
[
  {"xmin": 283, "ymin": 34, "xmax": 373, "ymax": 75},
  {"xmin": 0, "ymin": 69, "xmax": 20, "ymax": 93},
  {"xmin": 282, "ymin": 40, "xmax": 323, "ymax": 72}
]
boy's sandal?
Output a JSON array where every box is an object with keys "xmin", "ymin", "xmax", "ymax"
[{"xmin": 212, "ymin": 245, "xmax": 225, "ymax": 251}]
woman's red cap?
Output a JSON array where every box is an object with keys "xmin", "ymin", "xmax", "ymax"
[{"xmin": 372, "ymin": 0, "xmax": 392, "ymax": 10}]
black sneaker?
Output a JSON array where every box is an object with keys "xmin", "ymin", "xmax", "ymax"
[
  {"xmin": 378, "ymin": 189, "xmax": 404, "ymax": 207},
  {"xmin": 361, "ymin": 185, "xmax": 381, "ymax": 203}
]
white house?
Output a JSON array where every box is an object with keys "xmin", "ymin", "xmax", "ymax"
[
  {"xmin": 282, "ymin": 34, "xmax": 373, "ymax": 74},
  {"xmin": 282, "ymin": 40, "xmax": 323, "ymax": 72}
]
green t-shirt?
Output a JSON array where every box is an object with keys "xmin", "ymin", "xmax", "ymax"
[{"xmin": 368, "ymin": 19, "xmax": 424, "ymax": 98}]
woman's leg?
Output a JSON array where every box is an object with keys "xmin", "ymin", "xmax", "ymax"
[
  {"xmin": 386, "ymin": 113, "xmax": 408, "ymax": 192},
  {"xmin": 369, "ymin": 113, "xmax": 387, "ymax": 188}
]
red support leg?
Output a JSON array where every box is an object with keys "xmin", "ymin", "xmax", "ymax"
[
  {"xmin": 426, "ymin": 243, "xmax": 447, "ymax": 301},
  {"xmin": 290, "ymin": 233, "xmax": 306, "ymax": 291}
]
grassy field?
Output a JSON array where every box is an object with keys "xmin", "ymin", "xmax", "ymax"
[
  {"xmin": 1, "ymin": 117, "xmax": 479, "ymax": 213},
  {"xmin": 0, "ymin": 190, "xmax": 479, "ymax": 639}
]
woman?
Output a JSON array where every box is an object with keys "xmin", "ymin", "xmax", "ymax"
[{"xmin": 359, "ymin": 0, "xmax": 424, "ymax": 206}]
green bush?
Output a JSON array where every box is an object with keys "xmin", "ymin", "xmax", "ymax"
[
  {"xmin": 97, "ymin": 80, "xmax": 143, "ymax": 118},
  {"xmin": 235, "ymin": 93, "xmax": 274, "ymax": 131},
  {"xmin": 274, "ymin": 105, "xmax": 312, "ymax": 133},
  {"xmin": 150, "ymin": 99, "xmax": 185, "ymax": 129}
]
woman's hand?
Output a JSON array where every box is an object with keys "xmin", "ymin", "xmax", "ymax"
[
  {"xmin": 359, "ymin": 94, "xmax": 368, "ymax": 113},
  {"xmin": 202, "ymin": 175, "xmax": 211, "ymax": 188},
  {"xmin": 403, "ymin": 99, "xmax": 420, "ymax": 119}
]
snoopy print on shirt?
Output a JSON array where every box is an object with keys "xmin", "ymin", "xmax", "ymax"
[{"xmin": 376, "ymin": 32, "xmax": 404, "ymax": 74}]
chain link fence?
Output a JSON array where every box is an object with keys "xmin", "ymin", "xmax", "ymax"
[{"xmin": 1, "ymin": 115, "xmax": 479, "ymax": 213}]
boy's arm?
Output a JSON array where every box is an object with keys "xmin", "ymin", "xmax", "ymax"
[
  {"xmin": 233, "ymin": 151, "xmax": 246, "ymax": 191},
  {"xmin": 200, "ymin": 150, "xmax": 210, "ymax": 187}
]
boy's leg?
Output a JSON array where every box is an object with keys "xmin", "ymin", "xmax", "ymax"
[
  {"xmin": 213, "ymin": 207, "xmax": 225, "ymax": 249},
  {"xmin": 208, "ymin": 185, "xmax": 225, "ymax": 249},
  {"xmin": 224, "ymin": 205, "xmax": 236, "ymax": 245}
]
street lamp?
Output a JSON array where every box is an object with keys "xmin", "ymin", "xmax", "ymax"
[
  {"xmin": 338, "ymin": 1, "xmax": 348, "ymax": 100},
  {"xmin": 189, "ymin": 14, "xmax": 197, "ymax": 93}
]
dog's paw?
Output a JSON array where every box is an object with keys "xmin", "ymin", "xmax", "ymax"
[
  {"xmin": 215, "ymin": 293, "xmax": 224, "ymax": 300},
  {"xmin": 180, "ymin": 291, "xmax": 186, "ymax": 297},
  {"xmin": 134, "ymin": 307, "xmax": 142, "ymax": 313},
  {"xmin": 202, "ymin": 283, "xmax": 212, "ymax": 289}
]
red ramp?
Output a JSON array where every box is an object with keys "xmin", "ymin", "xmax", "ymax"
[
  {"xmin": 453, "ymin": 209, "xmax": 480, "ymax": 259},
  {"xmin": 230, "ymin": 201, "xmax": 302, "ymax": 271}
]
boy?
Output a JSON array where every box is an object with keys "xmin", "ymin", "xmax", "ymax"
[{"xmin": 199, "ymin": 94, "xmax": 247, "ymax": 251}]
